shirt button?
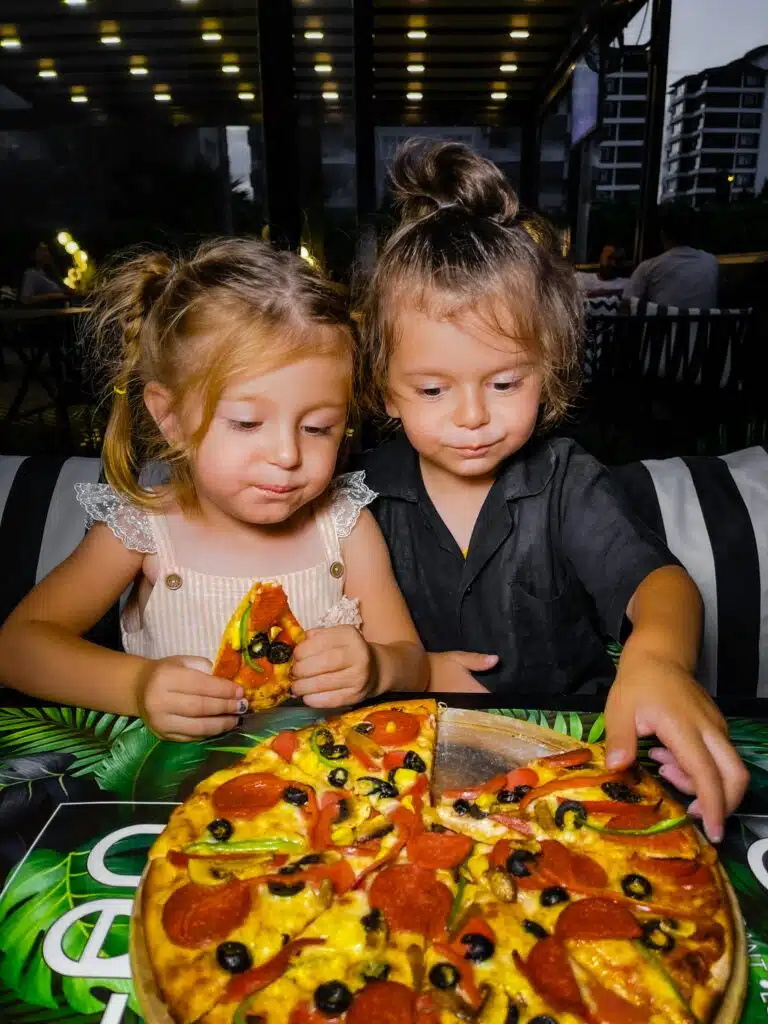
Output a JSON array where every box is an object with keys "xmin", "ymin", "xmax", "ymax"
[
  {"xmin": 329, "ymin": 561, "xmax": 345, "ymax": 579},
  {"xmin": 164, "ymin": 573, "xmax": 183, "ymax": 591}
]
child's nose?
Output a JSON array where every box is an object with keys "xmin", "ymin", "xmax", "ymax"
[
  {"xmin": 271, "ymin": 430, "xmax": 301, "ymax": 469},
  {"xmin": 454, "ymin": 390, "xmax": 489, "ymax": 429}
]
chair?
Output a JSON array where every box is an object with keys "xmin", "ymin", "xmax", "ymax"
[{"xmin": 612, "ymin": 445, "xmax": 768, "ymax": 698}]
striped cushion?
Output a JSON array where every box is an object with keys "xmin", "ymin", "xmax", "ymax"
[
  {"xmin": 0, "ymin": 455, "xmax": 120, "ymax": 649},
  {"xmin": 612, "ymin": 446, "xmax": 768, "ymax": 697}
]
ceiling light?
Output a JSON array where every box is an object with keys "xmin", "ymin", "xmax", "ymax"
[
  {"xmin": 155, "ymin": 93, "xmax": 171, "ymax": 102},
  {"xmin": 500, "ymin": 63, "xmax": 518, "ymax": 73},
  {"xmin": 57, "ymin": 232, "xmax": 71, "ymax": 245},
  {"xmin": 70, "ymin": 86, "xmax": 87, "ymax": 102},
  {"xmin": 305, "ymin": 30, "xmax": 324, "ymax": 40},
  {"xmin": 201, "ymin": 19, "xmax": 222, "ymax": 42},
  {"xmin": 322, "ymin": 90, "xmax": 339, "ymax": 101},
  {"xmin": 39, "ymin": 68, "xmax": 57, "ymax": 78},
  {"xmin": 314, "ymin": 63, "xmax": 332, "ymax": 73},
  {"xmin": 101, "ymin": 34, "xmax": 121, "ymax": 44},
  {"xmin": 407, "ymin": 63, "xmax": 425, "ymax": 73},
  {"xmin": 238, "ymin": 91, "xmax": 255, "ymax": 101},
  {"xmin": 71, "ymin": 94, "xmax": 88, "ymax": 103},
  {"xmin": 202, "ymin": 31, "xmax": 221, "ymax": 41},
  {"xmin": 509, "ymin": 29, "xmax": 530, "ymax": 39},
  {"xmin": 0, "ymin": 38, "xmax": 20, "ymax": 50},
  {"xmin": 130, "ymin": 66, "xmax": 148, "ymax": 76},
  {"xmin": 407, "ymin": 30, "xmax": 427, "ymax": 39},
  {"xmin": 100, "ymin": 22, "xmax": 121, "ymax": 44},
  {"xmin": 491, "ymin": 90, "xmax": 508, "ymax": 100},
  {"xmin": 222, "ymin": 64, "xmax": 239, "ymax": 74},
  {"xmin": 63, "ymin": 0, "xmax": 88, "ymax": 6},
  {"xmin": 407, "ymin": 90, "xmax": 423, "ymax": 101}
]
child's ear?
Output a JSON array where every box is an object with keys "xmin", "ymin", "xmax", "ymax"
[
  {"xmin": 144, "ymin": 381, "xmax": 182, "ymax": 443},
  {"xmin": 384, "ymin": 395, "xmax": 401, "ymax": 420}
]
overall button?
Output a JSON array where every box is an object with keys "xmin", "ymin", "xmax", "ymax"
[
  {"xmin": 165, "ymin": 573, "xmax": 183, "ymax": 591},
  {"xmin": 329, "ymin": 561, "xmax": 345, "ymax": 579}
]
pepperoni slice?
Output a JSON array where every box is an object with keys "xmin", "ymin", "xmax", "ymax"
[
  {"xmin": 605, "ymin": 805, "xmax": 664, "ymax": 830},
  {"xmin": 271, "ymin": 730, "xmax": 298, "ymax": 763},
  {"xmin": 167, "ymin": 850, "xmax": 190, "ymax": 869},
  {"xmin": 249, "ymin": 587, "xmax": 288, "ymax": 632},
  {"xmin": 406, "ymin": 833, "xmax": 473, "ymax": 870},
  {"xmin": 567, "ymin": 848, "xmax": 609, "ymax": 889},
  {"xmin": 538, "ymin": 748, "xmax": 592, "ymax": 769},
  {"xmin": 529, "ymin": 840, "xmax": 608, "ymax": 890},
  {"xmin": 364, "ymin": 709, "xmax": 421, "ymax": 747},
  {"xmin": 215, "ymin": 645, "xmax": 241, "ymax": 680},
  {"xmin": 162, "ymin": 880, "xmax": 250, "ymax": 948},
  {"xmin": 521, "ymin": 937, "xmax": 585, "ymax": 1015},
  {"xmin": 369, "ymin": 864, "xmax": 452, "ymax": 936},
  {"xmin": 213, "ymin": 772, "xmax": 286, "ymax": 818},
  {"xmin": 555, "ymin": 897, "xmax": 643, "ymax": 940},
  {"xmin": 585, "ymin": 977, "xmax": 649, "ymax": 1024},
  {"xmin": 346, "ymin": 981, "xmax": 416, "ymax": 1024},
  {"xmin": 390, "ymin": 804, "xmax": 422, "ymax": 839},
  {"xmin": 382, "ymin": 750, "xmax": 407, "ymax": 771},
  {"xmin": 490, "ymin": 814, "xmax": 533, "ymax": 835},
  {"xmin": 289, "ymin": 1004, "xmax": 339, "ymax": 1024},
  {"xmin": 631, "ymin": 856, "xmax": 711, "ymax": 887},
  {"xmin": 489, "ymin": 839, "xmax": 513, "ymax": 870},
  {"xmin": 505, "ymin": 767, "xmax": 539, "ymax": 789}
]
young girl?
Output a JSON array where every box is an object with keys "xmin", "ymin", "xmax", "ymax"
[
  {"xmin": 0, "ymin": 238, "xmax": 427, "ymax": 740},
  {"xmin": 356, "ymin": 140, "xmax": 748, "ymax": 843}
]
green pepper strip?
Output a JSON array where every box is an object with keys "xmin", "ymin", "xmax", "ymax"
[
  {"xmin": 233, "ymin": 996, "xmax": 253, "ymax": 1024},
  {"xmin": 310, "ymin": 728, "xmax": 338, "ymax": 768},
  {"xmin": 448, "ymin": 874, "xmax": 467, "ymax": 931},
  {"xmin": 585, "ymin": 814, "xmax": 689, "ymax": 837},
  {"xmin": 239, "ymin": 603, "xmax": 264, "ymax": 673},
  {"xmin": 634, "ymin": 941, "xmax": 695, "ymax": 1015},
  {"xmin": 184, "ymin": 837, "xmax": 302, "ymax": 857}
]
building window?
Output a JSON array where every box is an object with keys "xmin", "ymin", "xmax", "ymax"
[
  {"xmin": 600, "ymin": 146, "xmax": 616, "ymax": 164},
  {"xmin": 618, "ymin": 122, "xmax": 645, "ymax": 141},
  {"xmin": 738, "ymin": 133, "xmax": 759, "ymax": 148},
  {"xmin": 742, "ymin": 93, "xmax": 761, "ymax": 108},
  {"xmin": 740, "ymin": 112, "xmax": 761, "ymax": 129},
  {"xmin": 602, "ymin": 123, "xmax": 617, "ymax": 140},
  {"xmin": 744, "ymin": 73, "xmax": 762, "ymax": 87},
  {"xmin": 605, "ymin": 77, "xmax": 619, "ymax": 94},
  {"xmin": 736, "ymin": 152, "xmax": 756, "ymax": 168},
  {"xmin": 620, "ymin": 100, "xmax": 646, "ymax": 118},
  {"xmin": 603, "ymin": 101, "xmax": 618, "ymax": 118},
  {"xmin": 615, "ymin": 168, "xmax": 641, "ymax": 186},
  {"xmin": 598, "ymin": 169, "xmax": 612, "ymax": 185},
  {"xmin": 735, "ymin": 173, "xmax": 755, "ymax": 188}
]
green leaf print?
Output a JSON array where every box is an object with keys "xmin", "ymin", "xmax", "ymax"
[
  {"xmin": 553, "ymin": 712, "xmax": 568, "ymax": 735},
  {"xmin": 0, "ymin": 708, "xmax": 140, "ymax": 776},
  {"xmin": 0, "ymin": 835, "xmax": 150, "ymax": 1015},
  {"xmin": 728, "ymin": 718, "xmax": 768, "ymax": 773},
  {"xmin": 587, "ymin": 714, "xmax": 606, "ymax": 744},
  {"xmin": 568, "ymin": 712, "xmax": 584, "ymax": 741},
  {"xmin": 95, "ymin": 723, "xmax": 211, "ymax": 802}
]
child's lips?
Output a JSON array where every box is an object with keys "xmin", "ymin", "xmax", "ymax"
[
  {"xmin": 451, "ymin": 442, "xmax": 495, "ymax": 458},
  {"xmin": 253, "ymin": 483, "xmax": 298, "ymax": 494}
]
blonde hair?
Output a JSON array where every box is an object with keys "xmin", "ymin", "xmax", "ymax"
[
  {"xmin": 89, "ymin": 237, "xmax": 354, "ymax": 511},
  {"xmin": 358, "ymin": 139, "xmax": 583, "ymax": 426}
]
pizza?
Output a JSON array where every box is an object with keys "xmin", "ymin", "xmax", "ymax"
[
  {"xmin": 213, "ymin": 582, "xmax": 305, "ymax": 711},
  {"xmin": 137, "ymin": 701, "xmax": 738, "ymax": 1024}
]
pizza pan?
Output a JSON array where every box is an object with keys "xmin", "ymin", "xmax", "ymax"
[{"xmin": 130, "ymin": 706, "xmax": 747, "ymax": 1024}]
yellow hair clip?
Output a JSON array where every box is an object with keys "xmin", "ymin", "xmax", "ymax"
[
  {"xmin": 345, "ymin": 427, "xmax": 354, "ymax": 437},
  {"xmin": 113, "ymin": 385, "xmax": 127, "ymax": 396}
]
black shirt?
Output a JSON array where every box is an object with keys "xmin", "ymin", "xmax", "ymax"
[{"xmin": 356, "ymin": 434, "xmax": 678, "ymax": 695}]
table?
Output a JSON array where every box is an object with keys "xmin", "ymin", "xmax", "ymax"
[{"xmin": 0, "ymin": 695, "xmax": 766, "ymax": 1024}]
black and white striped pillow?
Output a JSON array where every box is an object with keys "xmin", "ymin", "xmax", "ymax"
[
  {"xmin": 0, "ymin": 455, "xmax": 120, "ymax": 649},
  {"xmin": 612, "ymin": 446, "xmax": 768, "ymax": 697}
]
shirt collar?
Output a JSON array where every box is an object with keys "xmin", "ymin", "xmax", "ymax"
[{"xmin": 364, "ymin": 431, "xmax": 557, "ymax": 503}]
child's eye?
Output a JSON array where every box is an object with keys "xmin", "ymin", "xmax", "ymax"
[
  {"xmin": 302, "ymin": 425, "xmax": 333, "ymax": 436},
  {"xmin": 230, "ymin": 420, "xmax": 262, "ymax": 432},
  {"xmin": 491, "ymin": 380, "xmax": 521, "ymax": 392},
  {"xmin": 418, "ymin": 386, "xmax": 444, "ymax": 398}
]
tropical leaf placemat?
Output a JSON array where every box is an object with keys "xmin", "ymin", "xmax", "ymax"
[{"xmin": 0, "ymin": 703, "xmax": 765, "ymax": 1023}]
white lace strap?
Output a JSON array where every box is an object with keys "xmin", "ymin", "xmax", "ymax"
[
  {"xmin": 74, "ymin": 483, "xmax": 156, "ymax": 554},
  {"xmin": 329, "ymin": 471, "xmax": 377, "ymax": 540}
]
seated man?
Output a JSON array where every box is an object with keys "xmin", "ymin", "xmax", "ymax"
[{"xmin": 624, "ymin": 204, "xmax": 718, "ymax": 309}]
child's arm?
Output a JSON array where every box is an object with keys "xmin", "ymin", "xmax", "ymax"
[
  {"xmin": 605, "ymin": 564, "xmax": 749, "ymax": 843},
  {"xmin": 290, "ymin": 509, "xmax": 429, "ymax": 707},
  {"xmin": 0, "ymin": 524, "xmax": 244, "ymax": 739}
]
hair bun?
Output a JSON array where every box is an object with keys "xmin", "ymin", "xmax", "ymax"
[{"xmin": 389, "ymin": 138, "xmax": 519, "ymax": 223}]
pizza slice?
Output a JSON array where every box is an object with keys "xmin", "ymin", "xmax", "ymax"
[{"xmin": 213, "ymin": 581, "xmax": 305, "ymax": 711}]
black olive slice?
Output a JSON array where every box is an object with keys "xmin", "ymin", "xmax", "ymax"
[
  {"xmin": 641, "ymin": 918, "xmax": 675, "ymax": 952},
  {"xmin": 429, "ymin": 823, "xmax": 449, "ymax": 833},
  {"xmin": 361, "ymin": 908, "xmax": 382, "ymax": 932},
  {"xmin": 601, "ymin": 781, "xmax": 641, "ymax": 803},
  {"xmin": 429, "ymin": 962, "xmax": 460, "ymax": 990},
  {"xmin": 216, "ymin": 941, "xmax": 252, "ymax": 973},
  {"xmin": 359, "ymin": 776, "xmax": 398, "ymax": 799},
  {"xmin": 497, "ymin": 785, "xmax": 532, "ymax": 804},
  {"xmin": 621, "ymin": 873, "xmax": 653, "ymax": 900},
  {"xmin": 298, "ymin": 853, "xmax": 324, "ymax": 867},
  {"xmin": 540, "ymin": 886, "xmax": 570, "ymax": 907},
  {"xmin": 328, "ymin": 767, "xmax": 349, "ymax": 788},
  {"xmin": 361, "ymin": 961, "xmax": 391, "ymax": 982},
  {"xmin": 334, "ymin": 798, "xmax": 350, "ymax": 822},
  {"xmin": 267, "ymin": 641, "xmax": 293, "ymax": 665},
  {"xmin": 504, "ymin": 999, "xmax": 521, "ymax": 1024},
  {"xmin": 267, "ymin": 879, "xmax": 306, "ymax": 897},
  {"xmin": 452, "ymin": 799, "xmax": 471, "ymax": 816},
  {"xmin": 523, "ymin": 919, "xmax": 548, "ymax": 939},
  {"xmin": 283, "ymin": 786, "xmax": 309, "ymax": 807},
  {"xmin": 468, "ymin": 804, "xmax": 488, "ymax": 820},
  {"xmin": 278, "ymin": 863, "xmax": 302, "ymax": 876},
  {"xmin": 554, "ymin": 799, "xmax": 587, "ymax": 830},
  {"xmin": 314, "ymin": 981, "xmax": 353, "ymax": 1015},
  {"xmin": 319, "ymin": 743, "xmax": 349, "ymax": 761},
  {"xmin": 403, "ymin": 751, "xmax": 427, "ymax": 773},
  {"xmin": 355, "ymin": 722, "xmax": 374, "ymax": 735},
  {"xmin": 247, "ymin": 633, "xmax": 269, "ymax": 658},
  {"xmin": 362, "ymin": 823, "xmax": 395, "ymax": 842},
  {"xmin": 506, "ymin": 849, "xmax": 537, "ymax": 878},
  {"xmin": 460, "ymin": 932, "xmax": 495, "ymax": 962},
  {"xmin": 529, "ymin": 1017, "xmax": 558, "ymax": 1024},
  {"xmin": 207, "ymin": 818, "xmax": 233, "ymax": 842},
  {"xmin": 315, "ymin": 728, "xmax": 334, "ymax": 747}
]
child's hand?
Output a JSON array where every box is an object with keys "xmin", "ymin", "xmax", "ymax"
[
  {"xmin": 291, "ymin": 626, "xmax": 374, "ymax": 708},
  {"xmin": 428, "ymin": 651, "xmax": 497, "ymax": 692},
  {"xmin": 139, "ymin": 655, "xmax": 246, "ymax": 741},
  {"xmin": 604, "ymin": 651, "xmax": 749, "ymax": 843}
]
